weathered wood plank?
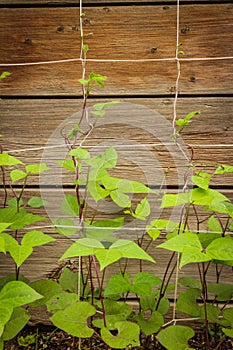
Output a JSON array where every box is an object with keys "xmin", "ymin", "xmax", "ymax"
[
  {"xmin": 1, "ymin": 97, "xmax": 233, "ymax": 186},
  {"xmin": 0, "ymin": 0, "xmax": 219, "ymax": 5},
  {"xmin": 0, "ymin": 4, "xmax": 232, "ymax": 95}
]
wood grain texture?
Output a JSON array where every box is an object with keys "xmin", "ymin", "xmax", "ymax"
[
  {"xmin": 1, "ymin": 97, "xmax": 233, "ymax": 186},
  {"xmin": 0, "ymin": 4, "xmax": 233, "ymax": 95},
  {"xmin": 0, "ymin": 0, "xmax": 219, "ymax": 5}
]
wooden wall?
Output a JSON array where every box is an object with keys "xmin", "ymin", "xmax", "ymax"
[{"xmin": 0, "ymin": 0, "xmax": 233, "ymax": 305}]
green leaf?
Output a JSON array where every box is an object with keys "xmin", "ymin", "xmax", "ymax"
[
  {"xmin": 207, "ymin": 216, "xmax": 223, "ymax": 233},
  {"xmin": 0, "ymin": 305, "xmax": 13, "ymax": 337},
  {"xmin": 206, "ymin": 236, "xmax": 233, "ymax": 260},
  {"xmin": 110, "ymin": 190, "xmax": 131, "ymax": 208},
  {"xmin": 26, "ymin": 163, "xmax": 49, "ymax": 174},
  {"xmin": 61, "ymin": 194, "xmax": 79, "ymax": 217},
  {"xmin": 93, "ymin": 101, "xmax": 120, "ymax": 111},
  {"xmin": 0, "ymin": 207, "xmax": 45, "ymax": 230},
  {"xmin": 10, "ymin": 169, "xmax": 27, "ymax": 183},
  {"xmin": 157, "ymin": 325, "xmax": 195, "ymax": 350},
  {"xmin": 78, "ymin": 78, "xmax": 89, "ymax": 85},
  {"xmin": 0, "ymin": 71, "xmax": 11, "ymax": 80},
  {"xmin": 69, "ymin": 148, "xmax": 90, "ymax": 159},
  {"xmin": 0, "ymin": 153, "xmax": 23, "ymax": 166},
  {"xmin": 29, "ymin": 280, "xmax": 62, "ymax": 307},
  {"xmin": 95, "ymin": 249, "xmax": 122, "ymax": 270},
  {"xmin": 215, "ymin": 164, "xmax": 233, "ymax": 174},
  {"xmin": 133, "ymin": 272, "xmax": 162, "ymax": 288},
  {"xmin": 50, "ymin": 302, "xmax": 96, "ymax": 338},
  {"xmin": 198, "ymin": 232, "xmax": 220, "ymax": 247},
  {"xmin": 54, "ymin": 218, "xmax": 77, "ymax": 236},
  {"xmin": 85, "ymin": 217, "xmax": 124, "ymax": 241},
  {"xmin": 179, "ymin": 277, "xmax": 201, "ymax": 289},
  {"xmin": 110, "ymin": 239, "xmax": 155, "ymax": 263},
  {"xmin": 180, "ymin": 246, "xmax": 211, "ymax": 268},
  {"xmin": 207, "ymin": 284, "xmax": 233, "ymax": 301},
  {"xmin": 223, "ymin": 308, "xmax": 233, "ymax": 327},
  {"xmin": 46, "ymin": 292, "xmax": 79, "ymax": 312},
  {"xmin": 0, "ymin": 223, "xmax": 11, "ymax": 234},
  {"xmin": 56, "ymin": 159, "xmax": 76, "ymax": 171},
  {"xmin": 28, "ymin": 196, "xmax": 48, "ymax": 208},
  {"xmin": 157, "ymin": 232, "xmax": 202, "ymax": 253},
  {"xmin": 86, "ymin": 147, "xmax": 117, "ymax": 169},
  {"xmin": 3, "ymin": 234, "xmax": 33, "ymax": 267},
  {"xmin": 60, "ymin": 238, "xmax": 105, "ymax": 260},
  {"xmin": 0, "ymin": 338, "xmax": 3, "ymax": 350},
  {"xmin": 2, "ymin": 307, "xmax": 30, "ymax": 341},
  {"xmin": 137, "ymin": 311, "xmax": 164, "ymax": 336},
  {"xmin": 176, "ymin": 289, "xmax": 201, "ymax": 317},
  {"xmin": 192, "ymin": 173, "xmax": 211, "ymax": 190},
  {"xmin": 101, "ymin": 321, "xmax": 140, "ymax": 349},
  {"xmin": 191, "ymin": 188, "xmax": 229, "ymax": 206},
  {"xmin": 134, "ymin": 197, "xmax": 150, "ymax": 220},
  {"xmin": 21, "ymin": 230, "xmax": 55, "ymax": 248},
  {"xmin": 161, "ymin": 192, "xmax": 191, "ymax": 208},
  {"xmin": 104, "ymin": 273, "xmax": 131, "ymax": 296},
  {"xmin": 0, "ymin": 281, "xmax": 42, "ymax": 308},
  {"xmin": 200, "ymin": 304, "xmax": 222, "ymax": 324},
  {"xmin": 59, "ymin": 268, "xmax": 79, "ymax": 293},
  {"xmin": 93, "ymin": 300, "xmax": 132, "ymax": 330},
  {"xmin": 0, "ymin": 235, "xmax": 5, "ymax": 253}
]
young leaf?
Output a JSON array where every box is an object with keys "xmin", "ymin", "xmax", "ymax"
[
  {"xmin": 157, "ymin": 325, "xmax": 195, "ymax": 350},
  {"xmin": 3, "ymin": 234, "xmax": 33, "ymax": 268},
  {"xmin": 0, "ymin": 223, "xmax": 12, "ymax": 234},
  {"xmin": 176, "ymin": 289, "xmax": 201, "ymax": 317},
  {"xmin": 206, "ymin": 236, "xmax": 233, "ymax": 261},
  {"xmin": 69, "ymin": 148, "xmax": 90, "ymax": 159},
  {"xmin": 59, "ymin": 268, "xmax": 79, "ymax": 293},
  {"xmin": 110, "ymin": 239, "xmax": 155, "ymax": 263},
  {"xmin": 157, "ymin": 232, "xmax": 202, "ymax": 253},
  {"xmin": 0, "ymin": 305, "xmax": 13, "ymax": 337},
  {"xmin": 28, "ymin": 196, "xmax": 48, "ymax": 208},
  {"xmin": 191, "ymin": 172, "xmax": 211, "ymax": 190},
  {"xmin": 2, "ymin": 307, "xmax": 30, "ymax": 341},
  {"xmin": 21, "ymin": 230, "xmax": 55, "ymax": 248},
  {"xmin": 29, "ymin": 280, "xmax": 62, "ymax": 307},
  {"xmin": 60, "ymin": 238, "xmax": 105, "ymax": 260},
  {"xmin": 46, "ymin": 292, "xmax": 79, "ymax": 313},
  {"xmin": 101, "ymin": 321, "xmax": 140, "ymax": 349},
  {"xmin": 207, "ymin": 215, "xmax": 222, "ymax": 233},
  {"xmin": 56, "ymin": 159, "xmax": 76, "ymax": 171},
  {"xmin": 26, "ymin": 163, "xmax": 49, "ymax": 174},
  {"xmin": 50, "ymin": 302, "xmax": 96, "ymax": 338},
  {"xmin": 161, "ymin": 192, "xmax": 191, "ymax": 208},
  {"xmin": 215, "ymin": 164, "xmax": 233, "ymax": 175},
  {"xmin": 0, "ymin": 153, "xmax": 23, "ymax": 166},
  {"xmin": 10, "ymin": 169, "xmax": 27, "ymax": 183},
  {"xmin": 86, "ymin": 147, "xmax": 117, "ymax": 169},
  {"xmin": 104, "ymin": 273, "xmax": 131, "ymax": 296},
  {"xmin": 61, "ymin": 194, "xmax": 79, "ymax": 217},
  {"xmin": 180, "ymin": 246, "xmax": 211, "ymax": 268},
  {"xmin": 110, "ymin": 190, "xmax": 131, "ymax": 208},
  {"xmin": 137, "ymin": 311, "xmax": 164, "ymax": 336},
  {"xmin": 0, "ymin": 281, "xmax": 42, "ymax": 308},
  {"xmin": 54, "ymin": 218, "xmax": 77, "ymax": 236},
  {"xmin": 133, "ymin": 272, "xmax": 162, "ymax": 288},
  {"xmin": 207, "ymin": 283, "xmax": 233, "ymax": 301},
  {"xmin": 95, "ymin": 249, "xmax": 122, "ymax": 270},
  {"xmin": 0, "ymin": 71, "xmax": 11, "ymax": 80},
  {"xmin": 0, "ymin": 235, "xmax": 5, "ymax": 254},
  {"xmin": 133, "ymin": 197, "xmax": 150, "ymax": 220}
]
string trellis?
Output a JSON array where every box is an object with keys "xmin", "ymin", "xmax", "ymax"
[{"xmin": 1, "ymin": 0, "xmax": 233, "ymax": 330}]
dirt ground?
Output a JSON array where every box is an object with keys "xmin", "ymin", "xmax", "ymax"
[{"xmin": 4, "ymin": 325, "xmax": 233, "ymax": 350}]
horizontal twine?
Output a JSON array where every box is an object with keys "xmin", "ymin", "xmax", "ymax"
[{"xmin": 0, "ymin": 56, "xmax": 233, "ymax": 67}]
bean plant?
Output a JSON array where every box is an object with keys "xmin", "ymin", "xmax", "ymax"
[{"xmin": 0, "ymin": 65, "xmax": 233, "ymax": 350}]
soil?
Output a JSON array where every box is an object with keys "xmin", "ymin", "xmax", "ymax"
[{"xmin": 3, "ymin": 325, "xmax": 233, "ymax": 350}]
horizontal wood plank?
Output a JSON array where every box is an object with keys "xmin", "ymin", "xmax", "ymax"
[
  {"xmin": 0, "ymin": 4, "xmax": 232, "ymax": 95},
  {"xmin": 1, "ymin": 97, "xmax": 233, "ymax": 186},
  {"xmin": 0, "ymin": 1, "xmax": 219, "ymax": 5}
]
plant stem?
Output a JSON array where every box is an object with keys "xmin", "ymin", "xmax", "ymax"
[
  {"xmin": 92, "ymin": 255, "xmax": 106, "ymax": 327},
  {"xmin": 156, "ymin": 251, "xmax": 175, "ymax": 310}
]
